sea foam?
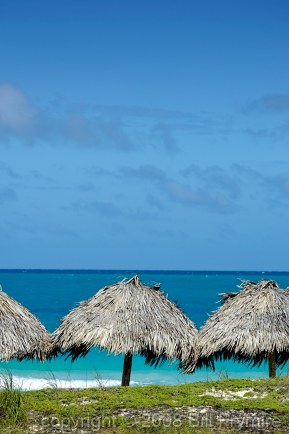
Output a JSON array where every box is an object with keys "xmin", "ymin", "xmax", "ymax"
[{"xmin": 0, "ymin": 376, "xmax": 140, "ymax": 391}]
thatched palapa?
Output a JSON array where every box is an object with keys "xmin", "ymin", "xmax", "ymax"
[
  {"xmin": 53, "ymin": 275, "xmax": 198, "ymax": 386},
  {"xmin": 0, "ymin": 285, "xmax": 52, "ymax": 361},
  {"xmin": 185, "ymin": 280, "xmax": 289, "ymax": 377}
]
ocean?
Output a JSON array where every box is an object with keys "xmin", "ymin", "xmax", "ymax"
[{"xmin": 0, "ymin": 270, "xmax": 289, "ymax": 390}]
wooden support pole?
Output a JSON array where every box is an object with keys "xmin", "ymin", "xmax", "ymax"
[
  {"xmin": 121, "ymin": 352, "xmax": 133, "ymax": 386},
  {"xmin": 268, "ymin": 352, "xmax": 276, "ymax": 378}
]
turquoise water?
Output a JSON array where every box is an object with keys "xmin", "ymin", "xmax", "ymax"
[{"xmin": 1, "ymin": 270, "xmax": 289, "ymax": 389}]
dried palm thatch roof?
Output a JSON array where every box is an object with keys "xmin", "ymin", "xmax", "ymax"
[
  {"xmin": 53, "ymin": 275, "xmax": 198, "ymax": 384},
  {"xmin": 219, "ymin": 292, "xmax": 238, "ymax": 303},
  {"xmin": 0, "ymin": 285, "xmax": 53, "ymax": 361},
  {"xmin": 184, "ymin": 280, "xmax": 289, "ymax": 376},
  {"xmin": 219, "ymin": 281, "xmax": 257, "ymax": 304}
]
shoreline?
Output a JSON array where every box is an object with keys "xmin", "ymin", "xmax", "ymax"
[{"xmin": 0, "ymin": 368, "xmax": 273, "ymax": 391}]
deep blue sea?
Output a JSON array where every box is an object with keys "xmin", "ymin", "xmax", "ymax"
[{"xmin": 1, "ymin": 270, "xmax": 289, "ymax": 390}]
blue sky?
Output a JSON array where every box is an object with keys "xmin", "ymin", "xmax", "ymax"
[{"xmin": 1, "ymin": 0, "xmax": 289, "ymax": 270}]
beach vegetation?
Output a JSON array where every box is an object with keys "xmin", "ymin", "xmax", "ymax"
[
  {"xmin": 0, "ymin": 371, "xmax": 26, "ymax": 429},
  {"xmin": 0, "ymin": 377, "xmax": 288, "ymax": 432}
]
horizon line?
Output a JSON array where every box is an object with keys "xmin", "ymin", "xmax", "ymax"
[{"xmin": 0, "ymin": 268, "xmax": 288, "ymax": 274}]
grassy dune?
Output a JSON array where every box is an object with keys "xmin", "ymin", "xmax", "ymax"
[{"xmin": 2, "ymin": 377, "xmax": 289, "ymax": 432}]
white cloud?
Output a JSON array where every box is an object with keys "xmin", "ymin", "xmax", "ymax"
[
  {"xmin": 0, "ymin": 83, "xmax": 37, "ymax": 130},
  {"xmin": 0, "ymin": 83, "xmax": 215, "ymax": 152}
]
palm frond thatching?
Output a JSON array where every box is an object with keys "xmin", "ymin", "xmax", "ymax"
[
  {"xmin": 53, "ymin": 275, "xmax": 198, "ymax": 384},
  {"xmin": 219, "ymin": 280, "xmax": 257, "ymax": 304},
  {"xmin": 219, "ymin": 292, "xmax": 238, "ymax": 304},
  {"xmin": 184, "ymin": 279, "xmax": 289, "ymax": 376},
  {"xmin": 0, "ymin": 285, "xmax": 53, "ymax": 361}
]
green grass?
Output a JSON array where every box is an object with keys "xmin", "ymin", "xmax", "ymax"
[
  {"xmin": 25, "ymin": 377, "xmax": 289, "ymax": 413},
  {"xmin": 0, "ymin": 371, "xmax": 26, "ymax": 429},
  {"xmin": 2, "ymin": 377, "xmax": 289, "ymax": 432}
]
